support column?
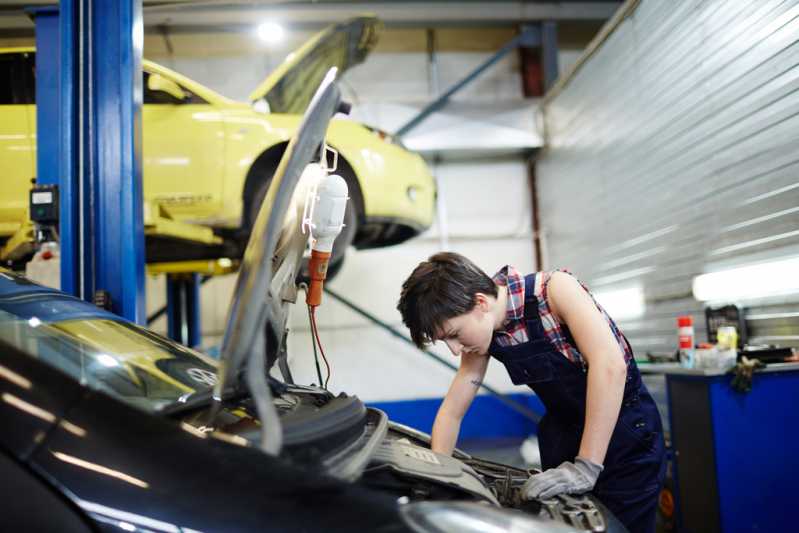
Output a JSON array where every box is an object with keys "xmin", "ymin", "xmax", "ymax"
[
  {"xmin": 541, "ymin": 21, "xmax": 559, "ymax": 92},
  {"xmin": 59, "ymin": 0, "xmax": 145, "ymax": 323},
  {"xmin": 167, "ymin": 274, "xmax": 202, "ymax": 348},
  {"xmin": 31, "ymin": 8, "xmax": 59, "ymax": 187}
]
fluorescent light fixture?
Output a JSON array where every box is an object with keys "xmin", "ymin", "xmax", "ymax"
[
  {"xmin": 28, "ymin": 317, "xmax": 41, "ymax": 328},
  {"xmin": 693, "ymin": 255, "xmax": 799, "ymax": 302},
  {"xmin": 256, "ymin": 21, "xmax": 284, "ymax": 44},
  {"xmin": 593, "ymin": 287, "xmax": 645, "ymax": 320}
]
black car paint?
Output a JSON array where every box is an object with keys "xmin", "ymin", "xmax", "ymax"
[{"xmin": 0, "ymin": 341, "xmax": 412, "ymax": 532}]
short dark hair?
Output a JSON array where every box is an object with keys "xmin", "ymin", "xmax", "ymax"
[{"xmin": 397, "ymin": 252, "xmax": 497, "ymax": 348}]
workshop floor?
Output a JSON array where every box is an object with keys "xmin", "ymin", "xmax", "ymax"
[{"xmin": 459, "ymin": 435, "xmax": 540, "ymax": 470}]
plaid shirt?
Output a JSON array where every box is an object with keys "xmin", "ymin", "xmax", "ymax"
[
  {"xmin": 491, "ymin": 265, "xmax": 529, "ymax": 345},
  {"xmin": 492, "ymin": 266, "xmax": 632, "ymax": 365}
]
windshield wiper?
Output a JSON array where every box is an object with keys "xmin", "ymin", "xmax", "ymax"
[
  {"xmin": 160, "ymin": 375, "xmax": 290, "ymax": 416},
  {"xmin": 160, "ymin": 387, "xmax": 243, "ymax": 416}
]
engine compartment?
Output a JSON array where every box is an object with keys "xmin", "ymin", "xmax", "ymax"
[
  {"xmin": 186, "ymin": 388, "xmax": 616, "ymax": 532},
  {"xmin": 360, "ymin": 422, "xmax": 611, "ymax": 533}
]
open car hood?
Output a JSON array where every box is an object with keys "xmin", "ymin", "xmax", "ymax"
[
  {"xmin": 249, "ymin": 16, "xmax": 380, "ymax": 113},
  {"xmin": 216, "ymin": 68, "xmax": 345, "ymax": 452}
]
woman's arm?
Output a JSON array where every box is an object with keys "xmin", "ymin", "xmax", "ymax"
[
  {"xmin": 547, "ymin": 272, "xmax": 628, "ymax": 465},
  {"xmin": 430, "ymin": 351, "xmax": 490, "ymax": 455}
]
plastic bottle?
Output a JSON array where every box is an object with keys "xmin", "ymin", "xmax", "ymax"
[{"xmin": 677, "ymin": 316, "xmax": 695, "ymax": 368}]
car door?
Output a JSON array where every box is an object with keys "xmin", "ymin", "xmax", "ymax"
[
  {"xmin": 0, "ymin": 51, "xmax": 36, "ymax": 237},
  {"xmin": 142, "ymin": 70, "xmax": 225, "ymax": 223}
]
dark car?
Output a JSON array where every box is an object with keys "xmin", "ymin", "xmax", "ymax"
[{"xmin": 0, "ymin": 71, "xmax": 617, "ymax": 533}]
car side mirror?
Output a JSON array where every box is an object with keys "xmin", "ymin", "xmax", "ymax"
[{"xmin": 147, "ymin": 73, "xmax": 186, "ymax": 102}]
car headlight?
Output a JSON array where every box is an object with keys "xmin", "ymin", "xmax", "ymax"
[{"xmin": 399, "ymin": 501, "xmax": 580, "ymax": 533}]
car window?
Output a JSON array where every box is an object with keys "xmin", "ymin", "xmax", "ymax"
[
  {"xmin": 21, "ymin": 52, "xmax": 35, "ymax": 104},
  {"xmin": 0, "ymin": 53, "xmax": 28, "ymax": 105},
  {"xmin": 143, "ymin": 71, "xmax": 207, "ymax": 105},
  {"xmin": 0, "ymin": 309, "xmax": 218, "ymax": 411}
]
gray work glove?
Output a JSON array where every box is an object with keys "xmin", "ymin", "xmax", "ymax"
[{"xmin": 522, "ymin": 457, "xmax": 603, "ymax": 500}]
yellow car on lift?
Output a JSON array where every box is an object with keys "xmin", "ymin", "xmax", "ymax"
[{"xmin": 0, "ymin": 17, "xmax": 435, "ymax": 272}]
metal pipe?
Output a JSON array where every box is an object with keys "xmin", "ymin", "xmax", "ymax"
[
  {"xmin": 528, "ymin": 155, "xmax": 543, "ymax": 271},
  {"xmin": 396, "ymin": 27, "xmax": 539, "ymax": 138}
]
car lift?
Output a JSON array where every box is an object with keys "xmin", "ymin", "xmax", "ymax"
[
  {"xmin": 29, "ymin": 2, "xmax": 146, "ymax": 324},
  {"xmin": 25, "ymin": 8, "xmax": 559, "ymax": 347},
  {"xmin": 28, "ymin": 2, "xmax": 224, "ymax": 344}
]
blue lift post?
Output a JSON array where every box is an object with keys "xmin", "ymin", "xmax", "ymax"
[
  {"xmin": 52, "ymin": 0, "xmax": 146, "ymax": 324},
  {"xmin": 29, "ymin": 8, "xmax": 59, "ymax": 189},
  {"xmin": 167, "ymin": 274, "xmax": 202, "ymax": 348}
]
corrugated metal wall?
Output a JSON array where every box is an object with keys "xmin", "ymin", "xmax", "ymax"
[{"xmin": 537, "ymin": 0, "xmax": 799, "ymax": 356}]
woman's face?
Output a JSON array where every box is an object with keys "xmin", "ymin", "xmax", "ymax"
[{"xmin": 437, "ymin": 294, "xmax": 495, "ymax": 357}]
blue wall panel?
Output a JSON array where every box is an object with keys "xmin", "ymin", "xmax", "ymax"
[{"xmin": 370, "ymin": 393, "xmax": 544, "ymax": 440}]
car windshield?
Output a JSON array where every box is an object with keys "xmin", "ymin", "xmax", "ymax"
[{"xmin": 0, "ymin": 308, "xmax": 217, "ymax": 412}]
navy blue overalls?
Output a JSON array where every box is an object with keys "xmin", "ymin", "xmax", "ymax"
[{"xmin": 488, "ymin": 274, "xmax": 666, "ymax": 533}]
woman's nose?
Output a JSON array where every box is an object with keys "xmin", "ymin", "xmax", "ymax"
[{"xmin": 445, "ymin": 339, "xmax": 462, "ymax": 356}]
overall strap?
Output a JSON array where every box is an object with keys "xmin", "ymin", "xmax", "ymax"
[
  {"xmin": 523, "ymin": 272, "xmax": 581, "ymax": 358},
  {"xmin": 522, "ymin": 273, "xmax": 538, "ymax": 321}
]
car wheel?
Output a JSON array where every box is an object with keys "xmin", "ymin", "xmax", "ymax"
[{"xmin": 248, "ymin": 174, "xmax": 357, "ymax": 281}]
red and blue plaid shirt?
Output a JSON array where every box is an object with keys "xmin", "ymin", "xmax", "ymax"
[{"xmin": 491, "ymin": 265, "xmax": 632, "ymax": 365}]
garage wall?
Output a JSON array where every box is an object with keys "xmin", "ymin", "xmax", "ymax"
[{"xmin": 537, "ymin": 0, "xmax": 799, "ymax": 356}]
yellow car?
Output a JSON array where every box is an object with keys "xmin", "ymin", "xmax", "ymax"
[{"xmin": 0, "ymin": 17, "xmax": 435, "ymax": 271}]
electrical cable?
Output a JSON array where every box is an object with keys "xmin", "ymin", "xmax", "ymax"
[
  {"xmin": 307, "ymin": 303, "xmax": 324, "ymax": 388},
  {"xmin": 310, "ymin": 306, "xmax": 331, "ymax": 389}
]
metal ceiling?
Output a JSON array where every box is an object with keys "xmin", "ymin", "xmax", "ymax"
[{"xmin": 0, "ymin": 1, "xmax": 621, "ymax": 34}]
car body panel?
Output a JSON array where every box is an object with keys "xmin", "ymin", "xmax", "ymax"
[
  {"xmin": 0, "ymin": 49, "xmax": 35, "ymax": 237},
  {"xmin": 248, "ymin": 16, "xmax": 380, "ymax": 113},
  {"xmin": 141, "ymin": 96, "xmax": 227, "ymax": 220},
  {"xmin": 0, "ymin": 341, "xmax": 412, "ymax": 533},
  {"xmin": 0, "ymin": 338, "xmax": 85, "ymax": 462},
  {"xmin": 326, "ymin": 119, "xmax": 435, "ymax": 228}
]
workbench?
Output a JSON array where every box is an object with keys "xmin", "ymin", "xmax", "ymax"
[{"xmin": 640, "ymin": 362, "xmax": 799, "ymax": 533}]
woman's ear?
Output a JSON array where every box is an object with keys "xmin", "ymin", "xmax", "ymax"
[{"xmin": 474, "ymin": 292, "xmax": 490, "ymax": 312}]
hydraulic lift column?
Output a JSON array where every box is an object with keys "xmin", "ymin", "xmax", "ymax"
[
  {"xmin": 167, "ymin": 273, "xmax": 202, "ymax": 349},
  {"xmin": 47, "ymin": 0, "xmax": 146, "ymax": 323}
]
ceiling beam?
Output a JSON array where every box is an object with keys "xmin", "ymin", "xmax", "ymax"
[
  {"xmin": 143, "ymin": 2, "xmax": 621, "ymax": 27},
  {"xmin": 0, "ymin": 2, "xmax": 620, "ymax": 34}
]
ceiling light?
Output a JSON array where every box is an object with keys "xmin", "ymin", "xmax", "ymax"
[
  {"xmin": 256, "ymin": 21, "xmax": 285, "ymax": 44},
  {"xmin": 693, "ymin": 255, "xmax": 799, "ymax": 302}
]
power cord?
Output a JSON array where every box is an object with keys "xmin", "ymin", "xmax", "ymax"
[
  {"xmin": 309, "ymin": 306, "xmax": 331, "ymax": 389},
  {"xmin": 307, "ymin": 303, "xmax": 324, "ymax": 388},
  {"xmin": 303, "ymin": 283, "xmax": 331, "ymax": 389}
]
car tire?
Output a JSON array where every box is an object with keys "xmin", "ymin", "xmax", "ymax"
[{"xmin": 247, "ymin": 173, "xmax": 357, "ymax": 281}]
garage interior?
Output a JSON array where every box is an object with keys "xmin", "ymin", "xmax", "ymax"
[{"xmin": 1, "ymin": 1, "xmax": 798, "ymax": 532}]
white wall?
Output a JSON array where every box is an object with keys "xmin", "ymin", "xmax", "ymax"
[{"xmin": 538, "ymin": 0, "xmax": 799, "ymax": 353}]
